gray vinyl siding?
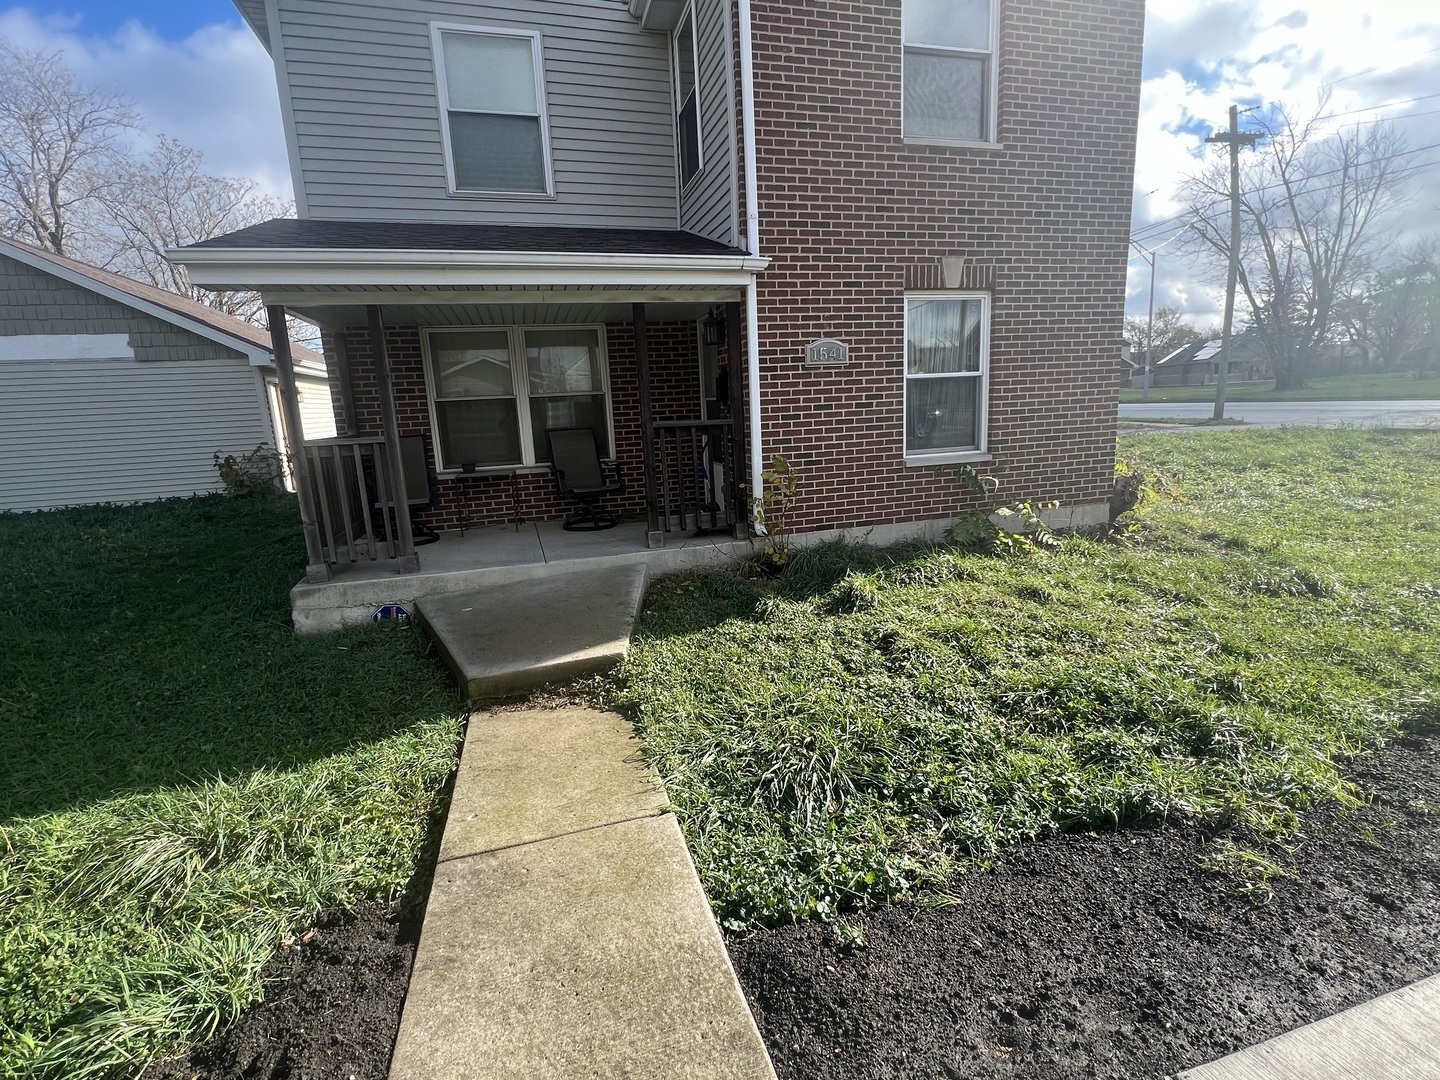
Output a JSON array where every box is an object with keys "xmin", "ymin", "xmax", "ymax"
[
  {"xmin": 275, "ymin": 0, "xmax": 681, "ymax": 228},
  {"xmin": 0, "ymin": 256, "xmax": 273, "ymax": 512},
  {"xmin": 678, "ymin": 0, "xmax": 739, "ymax": 245}
]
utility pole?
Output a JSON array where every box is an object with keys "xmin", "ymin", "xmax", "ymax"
[
  {"xmin": 1130, "ymin": 240, "xmax": 1157, "ymax": 402},
  {"xmin": 1206, "ymin": 105, "xmax": 1260, "ymax": 421}
]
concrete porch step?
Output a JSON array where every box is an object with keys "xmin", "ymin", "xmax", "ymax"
[
  {"xmin": 415, "ymin": 564, "xmax": 648, "ymax": 699},
  {"xmin": 388, "ymin": 708, "xmax": 776, "ymax": 1080}
]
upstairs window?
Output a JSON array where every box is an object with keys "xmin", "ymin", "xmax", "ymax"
[
  {"xmin": 673, "ymin": 6, "xmax": 702, "ymax": 188},
  {"xmin": 902, "ymin": 0, "xmax": 995, "ymax": 144},
  {"xmin": 432, "ymin": 24, "xmax": 554, "ymax": 195}
]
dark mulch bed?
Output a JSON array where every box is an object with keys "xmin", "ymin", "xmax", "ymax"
[
  {"xmin": 141, "ymin": 902, "xmax": 415, "ymax": 1080},
  {"xmin": 729, "ymin": 731, "xmax": 1440, "ymax": 1080},
  {"xmin": 143, "ymin": 733, "xmax": 1438, "ymax": 1080}
]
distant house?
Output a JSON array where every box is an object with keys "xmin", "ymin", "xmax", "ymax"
[
  {"xmin": 0, "ymin": 237, "xmax": 334, "ymax": 512},
  {"xmin": 1151, "ymin": 336, "xmax": 1267, "ymax": 387}
]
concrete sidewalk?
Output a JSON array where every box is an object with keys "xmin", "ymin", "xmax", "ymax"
[
  {"xmin": 1181, "ymin": 974, "xmax": 1440, "ymax": 1079},
  {"xmin": 389, "ymin": 708, "xmax": 776, "ymax": 1080}
]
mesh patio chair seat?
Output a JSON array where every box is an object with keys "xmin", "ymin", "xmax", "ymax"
[{"xmin": 547, "ymin": 427, "xmax": 625, "ymax": 531}]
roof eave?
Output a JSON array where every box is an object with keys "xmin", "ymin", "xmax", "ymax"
[
  {"xmin": 2, "ymin": 238, "xmax": 273, "ymax": 366},
  {"xmin": 169, "ymin": 246, "xmax": 770, "ymax": 291}
]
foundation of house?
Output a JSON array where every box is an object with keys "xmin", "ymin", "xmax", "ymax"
[{"xmin": 288, "ymin": 501, "xmax": 1110, "ymax": 635}]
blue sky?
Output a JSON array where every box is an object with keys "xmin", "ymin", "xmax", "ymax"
[
  {"xmin": 14, "ymin": 0, "xmax": 244, "ymax": 38},
  {"xmin": 4, "ymin": 1, "xmax": 1438, "ymax": 324}
]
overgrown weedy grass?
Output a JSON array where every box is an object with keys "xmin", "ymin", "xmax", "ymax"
[
  {"xmin": 0, "ymin": 494, "xmax": 462, "ymax": 1078},
  {"xmin": 612, "ymin": 429, "xmax": 1440, "ymax": 928}
]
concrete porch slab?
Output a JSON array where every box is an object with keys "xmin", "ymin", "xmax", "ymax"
[
  {"xmin": 416, "ymin": 564, "xmax": 647, "ymax": 700},
  {"xmin": 1181, "ymin": 974, "xmax": 1440, "ymax": 1079},
  {"xmin": 388, "ymin": 708, "xmax": 775, "ymax": 1080}
]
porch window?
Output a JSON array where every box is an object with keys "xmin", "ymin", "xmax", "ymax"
[
  {"xmin": 431, "ymin": 24, "xmax": 554, "ymax": 195},
  {"xmin": 424, "ymin": 326, "xmax": 612, "ymax": 471},
  {"xmin": 902, "ymin": 0, "xmax": 995, "ymax": 144},
  {"xmin": 673, "ymin": 5, "xmax": 702, "ymax": 188},
  {"xmin": 904, "ymin": 294, "xmax": 990, "ymax": 460}
]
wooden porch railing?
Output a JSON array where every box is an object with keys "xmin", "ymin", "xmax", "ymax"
[
  {"xmin": 302, "ymin": 437, "xmax": 413, "ymax": 568},
  {"xmin": 652, "ymin": 420, "xmax": 744, "ymax": 536}
]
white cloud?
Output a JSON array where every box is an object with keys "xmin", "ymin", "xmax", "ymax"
[
  {"xmin": 1128, "ymin": 0, "xmax": 1440, "ymax": 325},
  {"xmin": 0, "ymin": 8, "xmax": 291, "ymax": 202}
]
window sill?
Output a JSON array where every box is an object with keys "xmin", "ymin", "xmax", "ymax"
[
  {"xmin": 904, "ymin": 451, "xmax": 993, "ymax": 467},
  {"xmin": 445, "ymin": 188, "xmax": 558, "ymax": 201},
  {"xmin": 902, "ymin": 137, "xmax": 1003, "ymax": 151},
  {"xmin": 440, "ymin": 464, "xmax": 551, "ymax": 479}
]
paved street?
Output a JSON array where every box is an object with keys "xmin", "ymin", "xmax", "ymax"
[{"xmin": 1119, "ymin": 400, "xmax": 1440, "ymax": 428}]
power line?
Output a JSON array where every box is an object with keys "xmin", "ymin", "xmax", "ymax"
[{"xmin": 1131, "ymin": 138, "xmax": 1440, "ymax": 242}]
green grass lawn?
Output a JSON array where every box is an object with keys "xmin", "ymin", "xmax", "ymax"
[
  {"xmin": 1119, "ymin": 371, "xmax": 1440, "ymax": 404},
  {"xmin": 0, "ymin": 494, "xmax": 462, "ymax": 1079},
  {"xmin": 612, "ymin": 429, "xmax": 1440, "ymax": 928}
]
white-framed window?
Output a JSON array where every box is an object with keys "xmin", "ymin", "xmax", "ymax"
[
  {"xmin": 430, "ymin": 23, "xmax": 555, "ymax": 196},
  {"xmin": 422, "ymin": 325, "xmax": 613, "ymax": 472},
  {"xmin": 903, "ymin": 293, "xmax": 990, "ymax": 460},
  {"xmin": 672, "ymin": 3, "xmax": 703, "ymax": 189},
  {"xmin": 901, "ymin": 0, "xmax": 997, "ymax": 144}
]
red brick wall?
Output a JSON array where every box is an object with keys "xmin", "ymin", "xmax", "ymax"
[
  {"xmin": 337, "ymin": 320, "xmax": 705, "ymax": 530},
  {"xmin": 745, "ymin": 0, "xmax": 1142, "ymax": 531}
]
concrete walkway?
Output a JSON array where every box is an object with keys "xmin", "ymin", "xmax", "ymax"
[
  {"xmin": 416, "ymin": 564, "xmax": 648, "ymax": 699},
  {"xmin": 1181, "ymin": 975, "xmax": 1440, "ymax": 1079},
  {"xmin": 389, "ymin": 708, "xmax": 776, "ymax": 1080}
]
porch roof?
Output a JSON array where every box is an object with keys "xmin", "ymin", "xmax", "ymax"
[
  {"xmin": 171, "ymin": 219, "xmax": 765, "ymax": 299},
  {"xmin": 183, "ymin": 218, "xmax": 749, "ymax": 258}
]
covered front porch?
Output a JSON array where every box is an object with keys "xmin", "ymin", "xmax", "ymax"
[{"xmin": 176, "ymin": 220, "xmax": 767, "ymax": 618}]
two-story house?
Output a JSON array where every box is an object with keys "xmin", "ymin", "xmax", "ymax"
[{"xmin": 173, "ymin": 0, "xmax": 1143, "ymax": 610}]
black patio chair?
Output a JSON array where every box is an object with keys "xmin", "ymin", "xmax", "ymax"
[
  {"xmin": 547, "ymin": 427, "xmax": 625, "ymax": 531},
  {"xmin": 369, "ymin": 434, "xmax": 440, "ymax": 546}
]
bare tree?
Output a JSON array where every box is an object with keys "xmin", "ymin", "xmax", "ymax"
[
  {"xmin": 1122, "ymin": 306, "xmax": 1207, "ymax": 361},
  {"xmin": 0, "ymin": 41, "xmax": 140, "ymax": 255},
  {"xmin": 95, "ymin": 136, "xmax": 290, "ymax": 320},
  {"xmin": 1342, "ymin": 236, "xmax": 1438, "ymax": 372},
  {"xmin": 1180, "ymin": 98, "xmax": 1413, "ymax": 390}
]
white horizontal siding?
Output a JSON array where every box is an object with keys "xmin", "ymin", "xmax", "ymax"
[
  {"xmin": 277, "ymin": 0, "xmax": 680, "ymax": 227},
  {"xmin": 295, "ymin": 373, "xmax": 338, "ymax": 439},
  {"xmin": 0, "ymin": 357, "xmax": 272, "ymax": 512},
  {"xmin": 678, "ymin": 0, "xmax": 738, "ymax": 244}
]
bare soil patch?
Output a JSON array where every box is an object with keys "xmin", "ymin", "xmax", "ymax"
[
  {"xmin": 141, "ymin": 903, "xmax": 414, "ymax": 1080},
  {"xmin": 729, "ymin": 732, "xmax": 1440, "ymax": 1080}
]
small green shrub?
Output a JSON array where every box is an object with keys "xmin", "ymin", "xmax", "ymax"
[{"xmin": 213, "ymin": 445, "xmax": 285, "ymax": 495}]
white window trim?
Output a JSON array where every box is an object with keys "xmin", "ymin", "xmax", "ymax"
[
  {"xmin": 899, "ymin": 0, "xmax": 1000, "ymax": 147},
  {"xmin": 672, "ymin": 0, "xmax": 705, "ymax": 196},
  {"xmin": 902, "ymin": 291, "xmax": 991, "ymax": 465},
  {"xmin": 430, "ymin": 22, "xmax": 557, "ymax": 199},
  {"xmin": 420, "ymin": 324, "xmax": 614, "ymax": 475}
]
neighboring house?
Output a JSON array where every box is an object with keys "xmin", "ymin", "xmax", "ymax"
[
  {"xmin": 1151, "ymin": 337, "xmax": 1268, "ymax": 388},
  {"xmin": 0, "ymin": 237, "xmax": 334, "ymax": 513},
  {"xmin": 172, "ymin": 0, "xmax": 1144, "ymax": 586}
]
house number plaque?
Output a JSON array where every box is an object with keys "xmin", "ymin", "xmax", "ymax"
[{"xmin": 805, "ymin": 338, "xmax": 849, "ymax": 366}]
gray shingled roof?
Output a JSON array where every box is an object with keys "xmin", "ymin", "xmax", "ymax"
[{"xmin": 183, "ymin": 218, "xmax": 749, "ymax": 257}]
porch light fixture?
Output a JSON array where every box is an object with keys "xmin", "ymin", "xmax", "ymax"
[{"xmin": 702, "ymin": 307, "xmax": 727, "ymax": 348}]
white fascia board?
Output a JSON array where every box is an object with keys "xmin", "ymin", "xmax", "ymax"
[
  {"xmin": 0, "ymin": 240, "xmax": 273, "ymax": 366},
  {"xmin": 172, "ymin": 247, "xmax": 769, "ymax": 290}
]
